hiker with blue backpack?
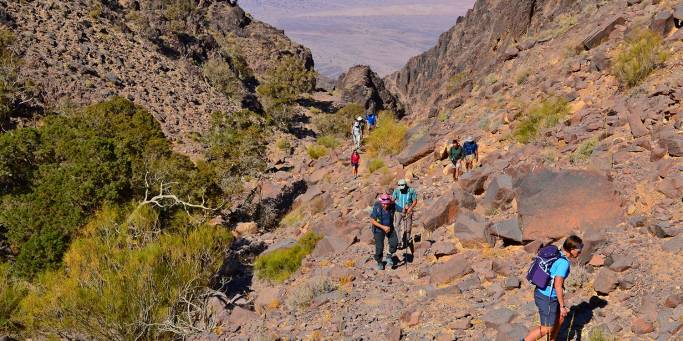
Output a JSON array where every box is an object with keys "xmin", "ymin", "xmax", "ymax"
[
  {"xmin": 462, "ymin": 136, "xmax": 478, "ymax": 171},
  {"xmin": 523, "ymin": 235, "xmax": 584, "ymax": 341},
  {"xmin": 370, "ymin": 193, "xmax": 398, "ymax": 270},
  {"xmin": 392, "ymin": 179, "xmax": 417, "ymax": 251},
  {"xmin": 366, "ymin": 106, "xmax": 377, "ymax": 132}
]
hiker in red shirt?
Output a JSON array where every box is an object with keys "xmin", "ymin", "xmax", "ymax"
[{"xmin": 351, "ymin": 149, "xmax": 360, "ymax": 179}]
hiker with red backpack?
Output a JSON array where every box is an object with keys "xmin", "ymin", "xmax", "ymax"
[
  {"xmin": 522, "ymin": 235, "xmax": 583, "ymax": 341},
  {"xmin": 351, "ymin": 149, "xmax": 360, "ymax": 179},
  {"xmin": 370, "ymin": 193, "xmax": 398, "ymax": 270}
]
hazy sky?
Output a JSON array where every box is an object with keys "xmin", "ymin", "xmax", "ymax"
[{"xmin": 239, "ymin": 0, "xmax": 475, "ymax": 78}]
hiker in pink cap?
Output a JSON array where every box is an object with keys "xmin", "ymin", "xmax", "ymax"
[{"xmin": 370, "ymin": 193, "xmax": 398, "ymax": 270}]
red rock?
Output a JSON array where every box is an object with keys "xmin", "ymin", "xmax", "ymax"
[
  {"xmin": 593, "ymin": 268, "xmax": 619, "ymax": 295},
  {"xmin": 229, "ymin": 306, "xmax": 260, "ymax": 327},
  {"xmin": 421, "ymin": 191, "xmax": 459, "ymax": 232},
  {"xmin": 631, "ymin": 317, "xmax": 655, "ymax": 334},
  {"xmin": 430, "ymin": 254, "xmax": 473, "ymax": 285},
  {"xmin": 664, "ymin": 293, "xmax": 683, "ymax": 308},
  {"xmin": 400, "ymin": 308, "xmax": 421, "ymax": 327},
  {"xmin": 588, "ymin": 254, "xmax": 606, "ymax": 267},
  {"xmin": 582, "ymin": 16, "xmax": 626, "ymax": 50},
  {"xmin": 384, "ymin": 323, "xmax": 401, "ymax": 341}
]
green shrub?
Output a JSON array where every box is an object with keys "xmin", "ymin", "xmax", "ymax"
[
  {"xmin": 307, "ymin": 144, "xmax": 328, "ymax": 159},
  {"xmin": 513, "ymin": 97, "xmax": 569, "ymax": 144},
  {"xmin": 257, "ymin": 55, "xmax": 316, "ymax": 105},
  {"xmin": 0, "ymin": 27, "xmax": 19, "ymax": 123},
  {"xmin": 316, "ymin": 135, "xmax": 339, "ymax": 149},
  {"xmin": 15, "ymin": 207, "xmax": 231, "ymax": 340},
  {"xmin": 280, "ymin": 208, "xmax": 303, "ymax": 228},
  {"xmin": 515, "ymin": 69, "xmax": 531, "ymax": 85},
  {"xmin": 202, "ymin": 57, "xmax": 241, "ymax": 98},
  {"xmin": 367, "ymin": 158, "xmax": 385, "ymax": 174},
  {"xmin": 254, "ymin": 231, "xmax": 322, "ymax": 282},
  {"xmin": 587, "ymin": 327, "xmax": 617, "ymax": 341},
  {"xmin": 276, "ymin": 138, "xmax": 291, "ymax": 151},
  {"xmin": 0, "ymin": 263, "xmax": 27, "ymax": 333},
  {"xmin": 446, "ymin": 71, "xmax": 468, "ymax": 92},
  {"xmin": 613, "ymin": 29, "xmax": 667, "ymax": 87},
  {"xmin": 314, "ymin": 103, "xmax": 364, "ymax": 138},
  {"xmin": 366, "ymin": 111, "xmax": 407, "ymax": 156},
  {"xmin": 570, "ymin": 136, "xmax": 599, "ymax": 164}
]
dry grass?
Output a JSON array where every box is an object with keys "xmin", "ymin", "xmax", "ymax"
[
  {"xmin": 365, "ymin": 111, "xmax": 407, "ymax": 156},
  {"xmin": 285, "ymin": 277, "xmax": 336, "ymax": 311},
  {"xmin": 570, "ymin": 136, "xmax": 599, "ymax": 164},
  {"xmin": 612, "ymin": 29, "xmax": 667, "ymax": 87},
  {"xmin": 513, "ymin": 97, "xmax": 569, "ymax": 144},
  {"xmin": 307, "ymin": 144, "xmax": 328, "ymax": 159},
  {"xmin": 367, "ymin": 158, "xmax": 385, "ymax": 174}
]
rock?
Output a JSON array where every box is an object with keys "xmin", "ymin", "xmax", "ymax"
[
  {"xmin": 311, "ymin": 234, "xmax": 354, "ymax": 257},
  {"xmin": 457, "ymin": 275, "xmax": 481, "ymax": 292},
  {"xmin": 504, "ymin": 276, "xmax": 521, "ymax": 290},
  {"xmin": 631, "ymin": 317, "xmax": 655, "ymax": 334},
  {"xmin": 430, "ymin": 254, "xmax": 473, "ymax": 285},
  {"xmin": 458, "ymin": 168, "xmax": 489, "ymax": 195},
  {"xmin": 609, "ymin": 255, "xmax": 633, "ymax": 272},
  {"xmin": 627, "ymin": 109, "xmax": 649, "ymax": 138},
  {"xmin": 254, "ymin": 287, "xmax": 281, "ymax": 313},
  {"xmin": 660, "ymin": 133, "xmax": 683, "ymax": 157},
  {"xmin": 235, "ymin": 221, "xmax": 258, "ymax": 236},
  {"xmin": 384, "ymin": 323, "xmax": 401, "ymax": 341},
  {"xmin": 582, "ymin": 16, "xmax": 626, "ymax": 50},
  {"xmin": 490, "ymin": 217, "xmax": 523, "ymax": 243},
  {"xmin": 421, "ymin": 191, "xmax": 460, "ymax": 232},
  {"xmin": 515, "ymin": 169, "xmax": 623, "ymax": 241},
  {"xmin": 523, "ymin": 240, "xmax": 546, "ymax": 254},
  {"xmin": 675, "ymin": 4, "xmax": 683, "ymax": 21},
  {"xmin": 397, "ymin": 135, "xmax": 434, "ymax": 166},
  {"xmin": 452, "ymin": 316, "xmax": 473, "ymax": 330},
  {"xmin": 663, "ymin": 235, "xmax": 683, "ymax": 253},
  {"xmin": 432, "ymin": 241, "xmax": 457, "ymax": 258},
  {"xmin": 482, "ymin": 308, "xmax": 516, "ymax": 329},
  {"xmin": 594, "ymin": 268, "xmax": 619, "ymax": 295},
  {"xmin": 483, "ymin": 174, "xmax": 515, "ymax": 210},
  {"xmin": 335, "ymin": 65, "xmax": 400, "ymax": 113},
  {"xmin": 400, "ymin": 308, "xmax": 421, "ymax": 327},
  {"xmin": 664, "ymin": 293, "xmax": 683, "ymax": 308},
  {"xmin": 495, "ymin": 324, "xmax": 528, "ymax": 341},
  {"xmin": 229, "ymin": 306, "xmax": 260, "ymax": 328},
  {"xmin": 328, "ymin": 266, "xmax": 357, "ymax": 283},
  {"xmin": 454, "ymin": 189, "xmax": 477, "ymax": 210},
  {"xmin": 650, "ymin": 10, "xmax": 674, "ymax": 37},
  {"xmin": 504, "ymin": 46, "xmax": 519, "ymax": 60},
  {"xmin": 454, "ymin": 210, "xmax": 490, "ymax": 245},
  {"xmin": 588, "ymin": 254, "xmax": 606, "ymax": 267},
  {"xmin": 263, "ymin": 238, "xmax": 296, "ymax": 254},
  {"xmin": 627, "ymin": 0, "xmax": 642, "ymax": 6}
]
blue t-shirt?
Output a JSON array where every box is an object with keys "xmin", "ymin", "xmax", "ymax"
[
  {"xmin": 371, "ymin": 202, "xmax": 395, "ymax": 228},
  {"xmin": 367, "ymin": 113, "xmax": 377, "ymax": 125},
  {"xmin": 463, "ymin": 141, "xmax": 478, "ymax": 155},
  {"xmin": 536, "ymin": 253, "xmax": 570, "ymax": 298},
  {"xmin": 392, "ymin": 187, "xmax": 417, "ymax": 210}
]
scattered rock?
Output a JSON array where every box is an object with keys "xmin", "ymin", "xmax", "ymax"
[
  {"xmin": 229, "ymin": 306, "xmax": 260, "ymax": 328},
  {"xmin": 458, "ymin": 168, "xmax": 489, "ymax": 195},
  {"xmin": 490, "ymin": 217, "xmax": 523, "ymax": 243},
  {"xmin": 582, "ymin": 16, "xmax": 626, "ymax": 50},
  {"xmin": 483, "ymin": 174, "xmax": 515, "ymax": 210},
  {"xmin": 650, "ymin": 10, "xmax": 675, "ymax": 37},
  {"xmin": 609, "ymin": 255, "xmax": 633, "ymax": 272},
  {"xmin": 421, "ymin": 191, "xmax": 460, "ymax": 232},
  {"xmin": 397, "ymin": 135, "xmax": 434, "ymax": 166},
  {"xmin": 664, "ymin": 293, "xmax": 683, "ymax": 308},
  {"xmin": 504, "ymin": 276, "xmax": 521, "ymax": 290},
  {"xmin": 235, "ymin": 221, "xmax": 258, "ymax": 236},
  {"xmin": 594, "ymin": 268, "xmax": 619, "ymax": 295},
  {"xmin": 482, "ymin": 308, "xmax": 516, "ymax": 329},
  {"xmin": 384, "ymin": 323, "xmax": 401, "ymax": 341},
  {"xmin": 663, "ymin": 235, "xmax": 683, "ymax": 253},
  {"xmin": 400, "ymin": 308, "xmax": 422, "ymax": 327},
  {"xmin": 432, "ymin": 241, "xmax": 458, "ymax": 258},
  {"xmin": 631, "ymin": 317, "xmax": 655, "ymax": 334},
  {"xmin": 430, "ymin": 254, "xmax": 473, "ymax": 285},
  {"xmin": 454, "ymin": 210, "xmax": 491, "ymax": 245},
  {"xmin": 335, "ymin": 65, "xmax": 401, "ymax": 113},
  {"xmin": 254, "ymin": 287, "xmax": 281, "ymax": 313}
]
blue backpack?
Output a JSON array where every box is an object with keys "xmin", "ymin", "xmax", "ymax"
[
  {"xmin": 463, "ymin": 141, "xmax": 477, "ymax": 155},
  {"xmin": 526, "ymin": 245, "xmax": 562, "ymax": 290}
]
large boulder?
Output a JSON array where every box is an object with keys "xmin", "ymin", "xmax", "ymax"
[
  {"xmin": 421, "ymin": 191, "xmax": 460, "ymax": 232},
  {"xmin": 515, "ymin": 169, "xmax": 624, "ymax": 241},
  {"xmin": 490, "ymin": 217, "xmax": 523, "ymax": 243},
  {"xmin": 335, "ymin": 65, "xmax": 401, "ymax": 113},
  {"xmin": 582, "ymin": 16, "xmax": 626, "ymax": 50},
  {"xmin": 454, "ymin": 210, "xmax": 491, "ymax": 246},
  {"xmin": 593, "ymin": 268, "xmax": 619, "ymax": 295},
  {"xmin": 430, "ymin": 254, "xmax": 473, "ymax": 285},
  {"xmin": 650, "ymin": 10, "xmax": 675, "ymax": 37},
  {"xmin": 458, "ymin": 168, "xmax": 489, "ymax": 195},
  {"xmin": 483, "ymin": 174, "xmax": 515, "ymax": 210},
  {"xmin": 397, "ymin": 135, "xmax": 435, "ymax": 166}
]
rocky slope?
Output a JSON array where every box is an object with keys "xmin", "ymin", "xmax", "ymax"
[
  {"xmin": 1, "ymin": 0, "xmax": 313, "ymax": 156},
  {"xmin": 203, "ymin": 0, "xmax": 683, "ymax": 340}
]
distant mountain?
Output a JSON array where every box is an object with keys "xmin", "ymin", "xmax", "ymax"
[{"xmin": 239, "ymin": 0, "xmax": 475, "ymax": 78}]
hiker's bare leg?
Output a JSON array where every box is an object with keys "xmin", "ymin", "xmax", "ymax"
[
  {"xmin": 524, "ymin": 325, "xmax": 552, "ymax": 341},
  {"xmin": 549, "ymin": 313, "xmax": 565, "ymax": 341}
]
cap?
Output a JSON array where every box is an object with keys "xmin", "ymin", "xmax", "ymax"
[{"xmin": 397, "ymin": 179, "xmax": 407, "ymax": 186}]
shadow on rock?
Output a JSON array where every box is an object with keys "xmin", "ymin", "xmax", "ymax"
[{"xmin": 559, "ymin": 295, "xmax": 608, "ymax": 340}]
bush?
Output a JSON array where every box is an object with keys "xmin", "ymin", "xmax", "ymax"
[
  {"xmin": 367, "ymin": 158, "xmax": 385, "ymax": 174},
  {"xmin": 276, "ymin": 138, "xmax": 291, "ymax": 151},
  {"xmin": 285, "ymin": 277, "xmax": 336, "ymax": 311},
  {"xmin": 565, "ymin": 265, "xmax": 591, "ymax": 293},
  {"xmin": 314, "ymin": 103, "xmax": 364, "ymax": 138},
  {"xmin": 316, "ymin": 135, "xmax": 339, "ymax": 149},
  {"xmin": 570, "ymin": 136, "xmax": 599, "ymax": 164},
  {"xmin": 15, "ymin": 207, "xmax": 231, "ymax": 340},
  {"xmin": 257, "ymin": 55, "xmax": 316, "ymax": 105},
  {"xmin": 0, "ymin": 27, "xmax": 20, "ymax": 123},
  {"xmin": 280, "ymin": 208, "xmax": 303, "ymax": 228},
  {"xmin": 366, "ymin": 111, "xmax": 407, "ymax": 156},
  {"xmin": 202, "ymin": 57, "xmax": 241, "ymax": 98},
  {"xmin": 587, "ymin": 327, "xmax": 617, "ymax": 341},
  {"xmin": 254, "ymin": 231, "xmax": 322, "ymax": 282},
  {"xmin": 0, "ymin": 263, "xmax": 27, "ymax": 333},
  {"xmin": 513, "ymin": 97, "xmax": 569, "ymax": 144},
  {"xmin": 613, "ymin": 29, "xmax": 667, "ymax": 87},
  {"xmin": 307, "ymin": 144, "xmax": 328, "ymax": 159}
]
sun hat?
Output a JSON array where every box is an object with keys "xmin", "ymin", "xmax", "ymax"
[
  {"xmin": 465, "ymin": 136, "xmax": 474, "ymax": 142},
  {"xmin": 356, "ymin": 116, "xmax": 364, "ymax": 121},
  {"xmin": 397, "ymin": 179, "xmax": 407, "ymax": 187},
  {"xmin": 379, "ymin": 193, "xmax": 392, "ymax": 204}
]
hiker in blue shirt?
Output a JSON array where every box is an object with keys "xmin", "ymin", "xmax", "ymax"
[
  {"xmin": 523, "ymin": 235, "xmax": 583, "ymax": 341},
  {"xmin": 366, "ymin": 108, "xmax": 377, "ymax": 132},
  {"xmin": 392, "ymin": 179, "xmax": 417, "ymax": 251},
  {"xmin": 462, "ymin": 136, "xmax": 479, "ymax": 171}
]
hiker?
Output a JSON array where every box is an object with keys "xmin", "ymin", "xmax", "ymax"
[
  {"xmin": 523, "ymin": 235, "xmax": 584, "ymax": 341},
  {"xmin": 449, "ymin": 139, "xmax": 464, "ymax": 181},
  {"xmin": 351, "ymin": 149, "xmax": 360, "ymax": 179},
  {"xmin": 392, "ymin": 179, "xmax": 417, "ymax": 250},
  {"xmin": 366, "ymin": 107, "xmax": 377, "ymax": 132},
  {"xmin": 352, "ymin": 116, "xmax": 363, "ymax": 150},
  {"xmin": 370, "ymin": 193, "xmax": 398, "ymax": 270},
  {"xmin": 463, "ymin": 136, "xmax": 479, "ymax": 171}
]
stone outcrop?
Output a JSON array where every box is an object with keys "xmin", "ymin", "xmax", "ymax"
[{"xmin": 335, "ymin": 65, "xmax": 400, "ymax": 113}]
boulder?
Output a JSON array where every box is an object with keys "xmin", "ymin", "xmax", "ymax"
[
  {"xmin": 384, "ymin": 323, "xmax": 401, "ymax": 341},
  {"xmin": 432, "ymin": 241, "xmax": 458, "ymax": 258},
  {"xmin": 482, "ymin": 308, "xmax": 516, "ymax": 329},
  {"xmin": 483, "ymin": 174, "xmax": 515, "ymax": 210},
  {"xmin": 229, "ymin": 306, "xmax": 260, "ymax": 328},
  {"xmin": 400, "ymin": 308, "xmax": 421, "ymax": 327},
  {"xmin": 430, "ymin": 254, "xmax": 473, "ymax": 285},
  {"xmin": 335, "ymin": 65, "xmax": 400, "ymax": 113},
  {"xmin": 495, "ymin": 324, "xmax": 527, "ymax": 341},
  {"xmin": 235, "ymin": 221, "xmax": 258, "ymax": 236},
  {"xmin": 397, "ymin": 135, "xmax": 434, "ymax": 166},
  {"xmin": 627, "ymin": 110, "xmax": 649, "ymax": 138},
  {"xmin": 454, "ymin": 210, "xmax": 490, "ymax": 245},
  {"xmin": 664, "ymin": 293, "xmax": 683, "ymax": 308},
  {"xmin": 515, "ymin": 169, "xmax": 623, "ymax": 241},
  {"xmin": 663, "ymin": 235, "xmax": 683, "ymax": 253},
  {"xmin": 311, "ymin": 234, "xmax": 354, "ymax": 257},
  {"xmin": 660, "ymin": 133, "xmax": 683, "ymax": 157},
  {"xmin": 504, "ymin": 276, "xmax": 521, "ymax": 290},
  {"xmin": 421, "ymin": 191, "xmax": 460, "ymax": 232},
  {"xmin": 458, "ymin": 168, "xmax": 489, "ymax": 195},
  {"xmin": 582, "ymin": 16, "xmax": 626, "ymax": 50},
  {"xmin": 609, "ymin": 255, "xmax": 633, "ymax": 272},
  {"xmin": 263, "ymin": 238, "xmax": 296, "ymax": 254},
  {"xmin": 594, "ymin": 268, "xmax": 619, "ymax": 295},
  {"xmin": 650, "ymin": 10, "xmax": 675, "ymax": 36},
  {"xmin": 631, "ymin": 317, "xmax": 655, "ymax": 334},
  {"xmin": 254, "ymin": 287, "xmax": 281, "ymax": 313},
  {"xmin": 490, "ymin": 217, "xmax": 523, "ymax": 243}
]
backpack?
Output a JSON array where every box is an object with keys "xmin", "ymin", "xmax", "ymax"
[
  {"xmin": 526, "ymin": 245, "xmax": 562, "ymax": 290},
  {"xmin": 463, "ymin": 141, "xmax": 477, "ymax": 155}
]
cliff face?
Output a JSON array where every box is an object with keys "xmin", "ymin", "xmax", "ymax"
[
  {"xmin": 2, "ymin": 0, "xmax": 314, "ymax": 155},
  {"xmin": 385, "ymin": 0, "xmax": 577, "ymax": 117}
]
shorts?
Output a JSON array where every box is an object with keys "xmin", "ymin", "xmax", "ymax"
[
  {"xmin": 534, "ymin": 290, "xmax": 559, "ymax": 327},
  {"xmin": 352, "ymin": 162, "xmax": 359, "ymax": 168},
  {"xmin": 465, "ymin": 154, "xmax": 476, "ymax": 163},
  {"xmin": 451, "ymin": 159, "xmax": 462, "ymax": 169}
]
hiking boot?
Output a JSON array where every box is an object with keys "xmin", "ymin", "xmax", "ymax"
[
  {"xmin": 385, "ymin": 255, "xmax": 395, "ymax": 267},
  {"xmin": 376, "ymin": 262, "xmax": 385, "ymax": 270}
]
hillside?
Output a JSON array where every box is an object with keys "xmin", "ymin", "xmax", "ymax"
[{"xmin": 1, "ymin": 0, "xmax": 682, "ymax": 340}]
